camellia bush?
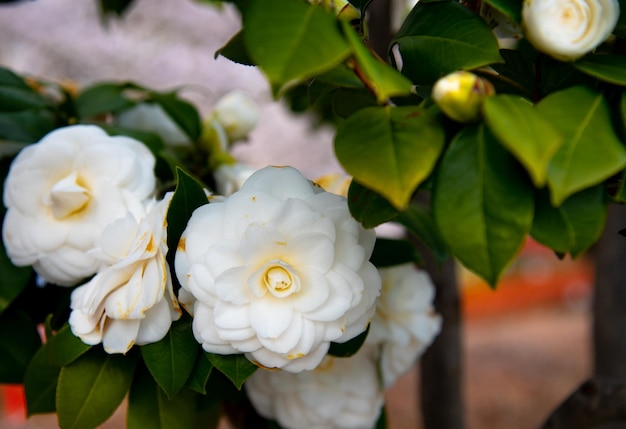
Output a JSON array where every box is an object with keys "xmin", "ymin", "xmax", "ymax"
[{"xmin": 1, "ymin": 0, "xmax": 626, "ymax": 428}]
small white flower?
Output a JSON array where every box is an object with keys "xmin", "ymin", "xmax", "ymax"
[
  {"xmin": 212, "ymin": 90, "xmax": 260, "ymax": 142},
  {"xmin": 69, "ymin": 193, "xmax": 181, "ymax": 354},
  {"xmin": 367, "ymin": 263, "xmax": 442, "ymax": 388},
  {"xmin": 212, "ymin": 163, "xmax": 257, "ymax": 196},
  {"xmin": 2, "ymin": 125, "xmax": 156, "ymax": 286},
  {"xmin": 117, "ymin": 103, "xmax": 191, "ymax": 146},
  {"xmin": 175, "ymin": 166, "xmax": 381, "ymax": 372},
  {"xmin": 245, "ymin": 347, "xmax": 384, "ymax": 429},
  {"xmin": 522, "ymin": 0, "xmax": 619, "ymax": 61}
]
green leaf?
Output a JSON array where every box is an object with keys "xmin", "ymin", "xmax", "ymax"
[
  {"xmin": 531, "ymin": 186, "xmax": 607, "ymax": 258},
  {"xmin": 149, "ymin": 92, "xmax": 202, "ymax": 141},
  {"xmin": 328, "ymin": 325, "xmax": 369, "ymax": 357},
  {"xmin": 57, "ymin": 348, "xmax": 138, "ymax": 429},
  {"xmin": 335, "ymin": 105, "xmax": 445, "ymax": 209},
  {"xmin": 371, "ymin": 237, "xmax": 422, "ymax": 267},
  {"xmin": 243, "ymin": 0, "xmax": 351, "ymax": 94},
  {"xmin": 100, "ymin": 124, "xmax": 165, "ymax": 156},
  {"xmin": 0, "ymin": 67, "xmax": 31, "ymax": 88},
  {"xmin": 433, "ymin": 125, "xmax": 534, "ymax": 286},
  {"xmin": 0, "ymin": 309, "xmax": 41, "ymax": 383},
  {"xmin": 127, "ymin": 364, "xmax": 197, "ymax": 429},
  {"xmin": 0, "ymin": 109, "xmax": 56, "ymax": 142},
  {"xmin": 98, "ymin": 0, "xmax": 136, "ymax": 18},
  {"xmin": 347, "ymin": 180, "xmax": 399, "ymax": 228},
  {"xmin": 375, "ymin": 405, "xmax": 388, "ymax": 429},
  {"xmin": 215, "ymin": 30, "xmax": 255, "ymax": 66},
  {"xmin": 483, "ymin": 94, "xmax": 563, "ymax": 186},
  {"xmin": 539, "ymin": 86, "xmax": 626, "ymax": 206},
  {"xmin": 206, "ymin": 353, "xmax": 257, "ymax": 390},
  {"xmin": 616, "ymin": 0, "xmax": 626, "ymax": 37},
  {"xmin": 341, "ymin": 20, "xmax": 413, "ymax": 103},
  {"xmin": 141, "ymin": 314, "xmax": 199, "ymax": 398},
  {"xmin": 24, "ymin": 325, "xmax": 91, "ymax": 415},
  {"xmin": 0, "ymin": 239, "xmax": 32, "ymax": 314},
  {"xmin": 574, "ymin": 55, "xmax": 626, "ymax": 86},
  {"xmin": 167, "ymin": 167, "xmax": 210, "ymax": 264},
  {"xmin": 75, "ymin": 83, "xmax": 135, "ymax": 119},
  {"xmin": 185, "ymin": 352, "xmax": 213, "ymax": 395},
  {"xmin": 331, "ymin": 88, "xmax": 378, "ymax": 118},
  {"xmin": 396, "ymin": 202, "xmax": 448, "ymax": 264},
  {"xmin": 0, "ymin": 86, "xmax": 49, "ymax": 112},
  {"xmin": 481, "ymin": 0, "xmax": 522, "ymax": 23},
  {"xmin": 393, "ymin": 1, "xmax": 503, "ymax": 84}
]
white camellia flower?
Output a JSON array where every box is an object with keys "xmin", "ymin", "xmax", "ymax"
[
  {"xmin": 212, "ymin": 162, "xmax": 257, "ymax": 196},
  {"xmin": 367, "ymin": 263, "xmax": 442, "ymax": 388},
  {"xmin": 117, "ymin": 103, "xmax": 191, "ymax": 146},
  {"xmin": 175, "ymin": 166, "xmax": 381, "ymax": 372},
  {"xmin": 522, "ymin": 0, "xmax": 619, "ymax": 61},
  {"xmin": 212, "ymin": 90, "xmax": 260, "ymax": 142},
  {"xmin": 245, "ymin": 347, "xmax": 384, "ymax": 429},
  {"xmin": 2, "ymin": 125, "xmax": 156, "ymax": 286},
  {"xmin": 69, "ymin": 193, "xmax": 181, "ymax": 354}
]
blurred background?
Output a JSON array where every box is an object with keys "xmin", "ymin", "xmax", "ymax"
[{"xmin": 0, "ymin": 1, "xmax": 595, "ymax": 427}]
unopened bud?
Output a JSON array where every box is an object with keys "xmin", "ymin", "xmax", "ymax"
[{"xmin": 431, "ymin": 71, "xmax": 495, "ymax": 123}]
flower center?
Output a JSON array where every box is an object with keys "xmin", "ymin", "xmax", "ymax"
[
  {"xmin": 261, "ymin": 260, "xmax": 300, "ymax": 298},
  {"xmin": 48, "ymin": 171, "xmax": 92, "ymax": 219}
]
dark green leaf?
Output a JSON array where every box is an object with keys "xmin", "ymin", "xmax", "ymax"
[
  {"xmin": 433, "ymin": 125, "xmax": 534, "ymax": 286},
  {"xmin": 347, "ymin": 180, "xmax": 399, "ymax": 228},
  {"xmin": 483, "ymin": 94, "xmax": 563, "ymax": 186},
  {"xmin": 0, "ymin": 109, "xmax": 56, "ymax": 142},
  {"xmin": 206, "ymin": 353, "xmax": 257, "ymax": 390},
  {"xmin": 243, "ymin": 0, "xmax": 350, "ymax": 94},
  {"xmin": 0, "ymin": 238, "xmax": 32, "ymax": 314},
  {"xmin": 539, "ymin": 86, "xmax": 626, "ymax": 206},
  {"xmin": 335, "ymin": 105, "xmax": 445, "ymax": 209},
  {"xmin": 481, "ymin": 0, "xmax": 522, "ymax": 24},
  {"xmin": 57, "ymin": 348, "xmax": 138, "ymax": 429},
  {"xmin": 0, "ymin": 86, "xmax": 49, "ymax": 112},
  {"xmin": 371, "ymin": 238, "xmax": 422, "ymax": 267},
  {"xmin": 185, "ymin": 352, "xmax": 213, "ymax": 394},
  {"xmin": 127, "ymin": 364, "xmax": 198, "ymax": 429},
  {"xmin": 98, "ymin": 0, "xmax": 136, "ymax": 17},
  {"xmin": 328, "ymin": 325, "xmax": 369, "ymax": 357},
  {"xmin": 141, "ymin": 314, "xmax": 199, "ymax": 398},
  {"xmin": 396, "ymin": 202, "xmax": 448, "ymax": 264},
  {"xmin": 75, "ymin": 83, "xmax": 135, "ymax": 119},
  {"xmin": 0, "ymin": 67, "xmax": 31, "ymax": 88},
  {"xmin": 99, "ymin": 124, "xmax": 165, "ymax": 156},
  {"xmin": 331, "ymin": 88, "xmax": 378, "ymax": 118},
  {"xmin": 393, "ymin": 1, "xmax": 503, "ymax": 84},
  {"xmin": 149, "ymin": 92, "xmax": 202, "ymax": 141},
  {"xmin": 0, "ymin": 308, "xmax": 41, "ymax": 383},
  {"xmin": 215, "ymin": 30, "xmax": 255, "ymax": 66},
  {"xmin": 574, "ymin": 55, "xmax": 626, "ymax": 86},
  {"xmin": 614, "ymin": 0, "xmax": 626, "ymax": 37},
  {"xmin": 531, "ymin": 186, "xmax": 607, "ymax": 258},
  {"xmin": 375, "ymin": 405, "xmax": 388, "ymax": 429}
]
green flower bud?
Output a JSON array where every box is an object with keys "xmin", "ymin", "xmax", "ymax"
[{"xmin": 431, "ymin": 71, "xmax": 495, "ymax": 123}]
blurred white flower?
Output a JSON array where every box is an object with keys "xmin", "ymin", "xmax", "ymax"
[
  {"xmin": 117, "ymin": 103, "xmax": 191, "ymax": 146},
  {"xmin": 367, "ymin": 263, "xmax": 441, "ymax": 388},
  {"xmin": 213, "ymin": 163, "xmax": 257, "ymax": 196},
  {"xmin": 522, "ymin": 0, "xmax": 619, "ymax": 61},
  {"xmin": 69, "ymin": 193, "xmax": 181, "ymax": 354},
  {"xmin": 212, "ymin": 90, "xmax": 260, "ymax": 142},
  {"xmin": 175, "ymin": 166, "xmax": 381, "ymax": 372},
  {"xmin": 245, "ymin": 347, "xmax": 384, "ymax": 429},
  {"xmin": 2, "ymin": 125, "xmax": 156, "ymax": 286}
]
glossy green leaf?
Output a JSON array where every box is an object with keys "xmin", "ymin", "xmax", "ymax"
[
  {"xmin": 370, "ymin": 238, "xmax": 421, "ymax": 267},
  {"xmin": 331, "ymin": 88, "xmax": 378, "ymax": 118},
  {"xmin": 75, "ymin": 83, "xmax": 135, "ymax": 119},
  {"xmin": 328, "ymin": 325, "xmax": 370, "ymax": 357},
  {"xmin": 531, "ymin": 186, "xmax": 607, "ymax": 258},
  {"xmin": 483, "ymin": 94, "xmax": 563, "ymax": 186},
  {"xmin": 0, "ymin": 67, "xmax": 30, "ymax": 88},
  {"xmin": 433, "ymin": 125, "xmax": 534, "ymax": 286},
  {"xmin": 481, "ymin": 0, "xmax": 522, "ymax": 23},
  {"xmin": 0, "ymin": 109, "xmax": 56, "ymax": 142},
  {"xmin": 347, "ymin": 180, "xmax": 399, "ymax": 228},
  {"xmin": 149, "ymin": 92, "xmax": 202, "ymax": 141},
  {"xmin": 185, "ymin": 352, "xmax": 213, "ymax": 394},
  {"xmin": 0, "ymin": 309, "xmax": 41, "ymax": 383},
  {"xmin": 243, "ymin": 0, "xmax": 350, "ymax": 93},
  {"xmin": 393, "ymin": 1, "xmax": 503, "ymax": 84},
  {"xmin": 0, "ymin": 238, "xmax": 32, "ymax": 314},
  {"xmin": 574, "ymin": 55, "xmax": 626, "ymax": 86},
  {"xmin": 539, "ymin": 86, "xmax": 626, "ymax": 206},
  {"xmin": 166, "ymin": 167, "xmax": 210, "ymax": 264},
  {"xmin": 396, "ymin": 202, "xmax": 448, "ymax": 264},
  {"xmin": 341, "ymin": 20, "xmax": 413, "ymax": 103},
  {"xmin": 141, "ymin": 314, "xmax": 199, "ymax": 398},
  {"xmin": 127, "ymin": 365, "xmax": 197, "ymax": 429},
  {"xmin": 57, "ymin": 348, "xmax": 138, "ymax": 429},
  {"xmin": 206, "ymin": 353, "xmax": 257, "ymax": 390},
  {"xmin": 0, "ymin": 86, "xmax": 48, "ymax": 112},
  {"xmin": 335, "ymin": 105, "xmax": 445, "ymax": 209},
  {"xmin": 215, "ymin": 30, "xmax": 255, "ymax": 66}
]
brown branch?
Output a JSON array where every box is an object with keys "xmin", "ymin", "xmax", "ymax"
[{"xmin": 540, "ymin": 377, "xmax": 626, "ymax": 429}]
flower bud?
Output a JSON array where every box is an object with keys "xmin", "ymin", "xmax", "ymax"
[
  {"xmin": 431, "ymin": 71, "xmax": 495, "ymax": 123},
  {"xmin": 522, "ymin": 0, "xmax": 619, "ymax": 61},
  {"xmin": 212, "ymin": 90, "xmax": 260, "ymax": 142}
]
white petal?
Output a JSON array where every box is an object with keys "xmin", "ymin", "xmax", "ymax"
[
  {"xmin": 102, "ymin": 319, "xmax": 141, "ymax": 354},
  {"xmin": 249, "ymin": 299, "xmax": 293, "ymax": 339}
]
